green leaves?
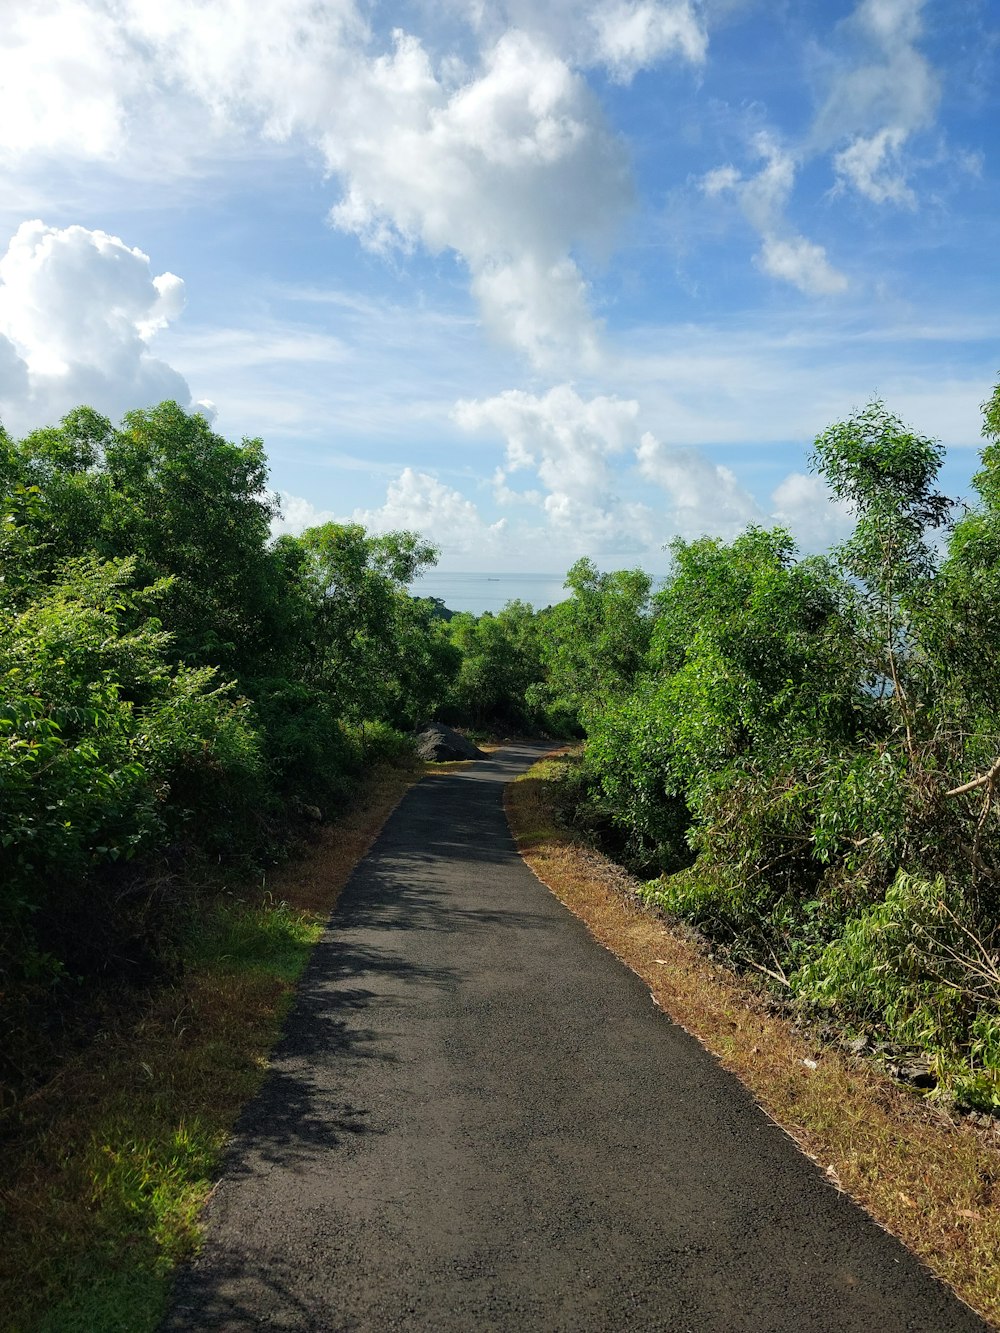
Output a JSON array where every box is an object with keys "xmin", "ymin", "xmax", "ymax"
[
  {"xmin": 294, "ymin": 521, "xmax": 447, "ymax": 727},
  {"xmin": 0, "ymin": 400, "xmax": 453, "ymax": 1036},
  {"xmin": 0, "ymin": 549, "xmax": 264, "ymax": 993},
  {"xmin": 443, "ymin": 600, "xmax": 545, "ymax": 730},
  {"xmin": 572, "ymin": 382, "xmax": 1000, "ymax": 1105},
  {"xmin": 538, "ymin": 558, "xmax": 652, "ymax": 726},
  {"xmin": 811, "ymin": 398, "xmax": 951, "ymax": 593}
]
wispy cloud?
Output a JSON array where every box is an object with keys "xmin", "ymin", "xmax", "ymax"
[
  {"xmin": 701, "ymin": 135, "xmax": 848, "ymax": 296},
  {"xmin": 814, "ymin": 0, "xmax": 940, "ymax": 208}
]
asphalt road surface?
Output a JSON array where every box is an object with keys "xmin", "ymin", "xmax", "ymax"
[{"xmin": 164, "ymin": 745, "xmax": 987, "ymax": 1332}]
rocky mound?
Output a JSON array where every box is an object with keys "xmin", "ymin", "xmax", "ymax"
[{"xmin": 416, "ymin": 724, "xmax": 486, "ymax": 762}]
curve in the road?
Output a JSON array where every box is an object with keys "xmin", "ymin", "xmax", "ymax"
[{"xmin": 164, "ymin": 744, "xmax": 987, "ymax": 1332}]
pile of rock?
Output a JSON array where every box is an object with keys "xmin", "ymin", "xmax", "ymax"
[{"xmin": 415, "ymin": 724, "xmax": 485, "ymax": 762}]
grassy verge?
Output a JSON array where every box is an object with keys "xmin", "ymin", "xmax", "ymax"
[
  {"xmin": 506, "ymin": 752, "xmax": 1000, "ymax": 1329},
  {"xmin": 0, "ymin": 754, "xmax": 423, "ymax": 1333}
]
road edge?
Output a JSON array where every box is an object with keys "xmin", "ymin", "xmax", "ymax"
[{"xmin": 504, "ymin": 751, "xmax": 1000, "ymax": 1330}]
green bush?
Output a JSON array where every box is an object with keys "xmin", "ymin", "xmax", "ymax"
[
  {"xmin": 250, "ymin": 679, "xmax": 361, "ymax": 807},
  {"xmin": 0, "ymin": 556, "xmax": 265, "ymax": 1001},
  {"xmin": 569, "ymin": 384, "xmax": 1000, "ymax": 1104},
  {"xmin": 0, "ymin": 403, "xmax": 464, "ymax": 1046},
  {"xmin": 349, "ymin": 720, "xmax": 416, "ymax": 767},
  {"xmin": 792, "ymin": 871, "xmax": 1000, "ymax": 1108}
]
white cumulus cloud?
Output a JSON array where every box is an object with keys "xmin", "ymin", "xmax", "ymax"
[
  {"xmin": 589, "ymin": 0, "xmax": 708, "ymax": 81},
  {"xmin": 455, "ymin": 383, "xmax": 639, "ymax": 501},
  {"xmin": 0, "ymin": 3, "xmax": 638, "ymax": 370},
  {"xmin": 456, "ymin": 383, "xmax": 772, "ymax": 553},
  {"xmin": 352, "ymin": 467, "xmax": 508, "ymax": 557},
  {"xmin": 756, "ymin": 236, "xmax": 848, "ymax": 297},
  {"xmin": 320, "ymin": 28, "xmax": 630, "ymax": 368},
  {"xmin": 769, "ymin": 471, "xmax": 854, "ymax": 550},
  {"xmin": 0, "ymin": 220, "xmax": 192, "ymax": 433},
  {"xmin": 0, "ymin": 1, "xmax": 138, "ymax": 162},
  {"xmin": 271, "ymin": 491, "xmax": 337, "ymax": 538},
  {"xmin": 451, "ymin": 0, "xmax": 708, "ymax": 80},
  {"xmin": 635, "ymin": 431, "xmax": 762, "ymax": 539},
  {"xmin": 456, "ymin": 383, "xmax": 657, "ymax": 552}
]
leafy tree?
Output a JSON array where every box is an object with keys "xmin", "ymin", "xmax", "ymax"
[
  {"xmin": 101, "ymin": 401, "xmax": 281, "ymax": 674},
  {"xmin": 392, "ymin": 595, "xmax": 462, "ymax": 728},
  {"xmin": 296, "ymin": 522, "xmax": 445, "ymax": 725},
  {"xmin": 569, "ymin": 384, "xmax": 1000, "ymax": 1104},
  {"xmin": 538, "ymin": 558, "xmax": 652, "ymax": 726},
  {"xmin": 13, "ymin": 407, "xmax": 114, "ymax": 573},
  {"xmin": 584, "ymin": 528, "xmax": 856, "ymax": 875},
  {"xmin": 811, "ymin": 399, "xmax": 952, "ymax": 757},
  {"xmin": 1, "ymin": 554, "xmax": 263, "ymax": 998},
  {"xmin": 0, "ymin": 402, "xmax": 458, "ymax": 1027},
  {"xmin": 10, "ymin": 402, "xmax": 289, "ymax": 679},
  {"xmin": 918, "ymin": 380, "xmax": 1000, "ymax": 736},
  {"xmin": 444, "ymin": 600, "xmax": 545, "ymax": 729}
]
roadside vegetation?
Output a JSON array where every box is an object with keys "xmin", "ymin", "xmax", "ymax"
[
  {"xmin": 507, "ymin": 382, "xmax": 1000, "ymax": 1116},
  {"xmin": 0, "ymin": 401, "xmax": 450, "ymax": 1329},
  {"xmin": 407, "ymin": 377, "xmax": 1000, "ymax": 1117},
  {"xmin": 433, "ymin": 377, "xmax": 1000, "ymax": 1112},
  {"xmin": 0, "ymin": 757, "xmax": 420, "ymax": 1332},
  {"xmin": 1, "ymin": 400, "xmax": 457, "ymax": 1100},
  {"xmin": 4, "ymin": 381, "xmax": 1000, "ymax": 1326}
]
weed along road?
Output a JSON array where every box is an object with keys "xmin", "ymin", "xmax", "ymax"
[{"xmin": 164, "ymin": 746, "xmax": 987, "ymax": 1332}]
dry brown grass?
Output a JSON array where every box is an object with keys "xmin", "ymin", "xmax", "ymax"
[{"xmin": 506, "ymin": 755, "xmax": 1000, "ymax": 1330}]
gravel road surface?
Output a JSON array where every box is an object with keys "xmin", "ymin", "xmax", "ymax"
[{"xmin": 164, "ymin": 744, "xmax": 987, "ymax": 1331}]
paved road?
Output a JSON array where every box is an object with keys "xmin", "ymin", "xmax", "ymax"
[{"xmin": 165, "ymin": 745, "xmax": 987, "ymax": 1331}]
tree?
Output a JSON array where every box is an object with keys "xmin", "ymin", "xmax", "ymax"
[
  {"xmin": 102, "ymin": 401, "xmax": 281, "ymax": 674},
  {"xmin": 915, "ymin": 376, "xmax": 1000, "ymax": 768},
  {"xmin": 444, "ymin": 600, "xmax": 544, "ymax": 729},
  {"xmin": 0, "ymin": 554, "xmax": 263, "ymax": 992},
  {"xmin": 9, "ymin": 401, "xmax": 289, "ymax": 679},
  {"xmin": 538, "ymin": 558, "xmax": 652, "ymax": 726},
  {"xmin": 295, "ymin": 522, "xmax": 443, "ymax": 724},
  {"xmin": 583, "ymin": 528, "xmax": 856, "ymax": 873},
  {"xmin": 811, "ymin": 399, "xmax": 952, "ymax": 757}
]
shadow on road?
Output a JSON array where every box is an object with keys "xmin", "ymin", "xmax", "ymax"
[
  {"xmin": 334, "ymin": 875, "xmax": 554, "ymax": 936},
  {"xmin": 166, "ymin": 1256, "xmax": 319, "ymax": 1330}
]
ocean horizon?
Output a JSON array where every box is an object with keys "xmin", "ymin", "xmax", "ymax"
[{"xmin": 408, "ymin": 570, "xmax": 570, "ymax": 615}]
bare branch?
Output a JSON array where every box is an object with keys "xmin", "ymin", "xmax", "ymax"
[
  {"xmin": 743, "ymin": 958, "xmax": 791, "ymax": 988},
  {"xmin": 944, "ymin": 757, "xmax": 1000, "ymax": 798}
]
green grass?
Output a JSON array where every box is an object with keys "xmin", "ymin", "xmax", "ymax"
[
  {"xmin": 0, "ymin": 757, "xmax": 420, "ymax": 1333},
  {"xmin": 186, "ymin": 893, "xmax": 324, "ymax": 980},
  {"xmin": 0, "ymin": 917, "xmax": 310, "ymax": 1333}
]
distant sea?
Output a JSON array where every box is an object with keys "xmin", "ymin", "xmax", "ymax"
[{"xmin": 408, "ymin": 570, "xmax": 569, "ymax": 615}]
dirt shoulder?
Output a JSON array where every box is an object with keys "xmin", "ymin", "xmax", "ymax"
[
  {"xmin": 505, "ymin": 752, "xmax": 1000, "ymax": 1329},
  {"xmin": 0, "ymin": 754, "xmax": 424, "ymax": 1333}
]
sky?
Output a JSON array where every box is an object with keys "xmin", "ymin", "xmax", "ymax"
[{"xmin": 0, "ymin": 0, "xmax": 997, "ymax": 575}]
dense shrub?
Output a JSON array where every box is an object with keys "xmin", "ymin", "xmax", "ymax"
[
  {"xmin": 0, "ymin": 554, "xmax": 265, "ymax": 1015},
  {"xmin": 572, "ymin": 384, "xmax": 1000, "ymax": 1107},
  {"xmin": 10, "ymin": 384, "xmax": 1000, "ymax": 1112},
  {"xmin": 0, "ymin": 402, "xmax": 446, "ymax": 1056},
  {"xmin": 441, "ymin": 600, "xmax": 547, "ymax": 731}
]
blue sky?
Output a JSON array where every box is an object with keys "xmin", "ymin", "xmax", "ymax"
[{"xmin": 0, "ymin": 0, "xmax": 996, "ymax": 572}]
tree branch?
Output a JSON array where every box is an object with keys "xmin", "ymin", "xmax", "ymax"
[{"xmin": 944, "ymin": 757, "xmax": 1000, "ymax": 798}]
